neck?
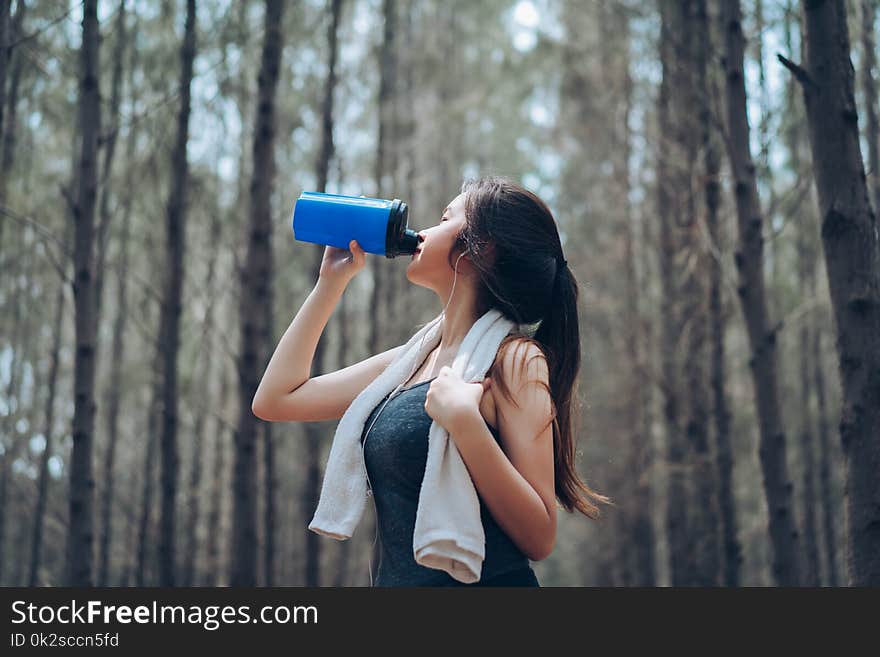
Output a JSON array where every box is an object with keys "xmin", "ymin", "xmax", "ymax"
[{"xmin": 436, "ymin": 279, "xmax": 480, "ymax": 354}]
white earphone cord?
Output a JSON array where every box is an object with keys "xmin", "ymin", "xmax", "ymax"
[{"xmin": 362, "ymin": 251, "xmax": 466, "ymax": 586}]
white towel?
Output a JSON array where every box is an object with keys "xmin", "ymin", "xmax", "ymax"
[{"xmin": 308, "ymin": 307, "xmax": 516, "ymax": 583}]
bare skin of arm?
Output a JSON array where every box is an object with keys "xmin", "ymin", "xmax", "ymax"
[
  {"xmin": 252, "ymin": 240, "xmax": 403, "ymax": 422},
  {"xmin": 447, "ymin": 340, "xmax": 557, "ymax": 561}
]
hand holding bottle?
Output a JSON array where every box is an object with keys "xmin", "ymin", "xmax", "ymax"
[{"xmin": 319, "ymin": 239, "xmax": 366, "ymax": 288}]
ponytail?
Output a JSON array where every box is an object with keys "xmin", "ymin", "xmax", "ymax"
[{"xmin": 534, "ymin": 263, "xmax": 613, "ymax": 518}]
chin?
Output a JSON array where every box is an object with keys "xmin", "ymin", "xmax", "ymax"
[
  {"xmin": 405, "ymin": 269, "xmax": 433, "ymax": 291},
  {"xmin": 406, "ymin": 273, "xmax": 426, "ymax": 288}
]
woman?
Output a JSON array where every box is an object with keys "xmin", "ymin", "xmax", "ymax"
[{"xmin": 252, "ymin": 176, "xmax": 612, "ymax": 586}]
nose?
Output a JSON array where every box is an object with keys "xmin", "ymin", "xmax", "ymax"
[{"xmin": 418, "ymin": 233, "xmax": 425, "ymax": 243}]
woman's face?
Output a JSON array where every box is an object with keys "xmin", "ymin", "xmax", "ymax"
[{"xmin": 406, "ymin": 192, "xmax": 470, "ymax": 287}]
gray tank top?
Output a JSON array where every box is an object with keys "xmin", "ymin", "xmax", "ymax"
[{"xmin": 360, "ymin": 377, "xmax": 530, "ymax": 586}]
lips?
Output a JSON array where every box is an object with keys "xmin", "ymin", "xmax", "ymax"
[{"xmin": 412, "ymin": 235, "xmax": 424, "ymax": 259}]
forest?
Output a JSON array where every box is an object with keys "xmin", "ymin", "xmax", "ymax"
[{"xmin": 0, "ymin": 0, "xmax": 878, "ymax": 587}]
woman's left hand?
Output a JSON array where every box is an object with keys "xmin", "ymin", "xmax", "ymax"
[{"xmin": 424, "ymin": 366, "xmax": 492, "ymax": 435}]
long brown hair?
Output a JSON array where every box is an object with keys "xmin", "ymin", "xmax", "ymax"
[{"xmin": 449, "ymin": 175, "xmax": 613, "ymax": 519}]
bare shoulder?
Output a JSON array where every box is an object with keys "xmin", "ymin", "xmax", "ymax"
[
  {"xmin": 493, "ymin": 337, "xmax": 550, "ymax": 399},
  {"xmin": 481, "ymin": 337, "xmax": 551, "ymax": 434}
]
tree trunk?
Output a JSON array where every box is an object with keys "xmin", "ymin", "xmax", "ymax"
[
  {"xmin": 812, "ymin": 317, "xmax": 840, "ymax": 585},
  {"xmin": 603, "ymin": 0, "xmax": 655, "ymax": 587},
  {"xmin": 0, "ymin": 0, "xmax": 9, "ymax": 144},
  {"xmin": 0, "ymin": 230, "xmax": 29, "ymax": 585},
  {"xmin": 783, "ymin": 0, "xmax": 839, "ymax": 587},
  {"xmin": 0, "ymin": 0, "xmax": 25, "ymax": 218},
  {"xmin": 205, "ymin": 368, "xmax": 230, "ymax": 586},
  {"xmin": 66, "ymin": 0, "xmax": 101, "ymax": 587},
  {"xmin": 181, "ymin": 346, "xmax": 207, "ymax": 588},
  {"xmin": 157, "ymin": 0, "xmax": 196, "ymax": 587},
  {"xmin": 376, "ymin": 0, "xmax": 407, "ymax": 346},
  {"xmin": 721, "ymin": 0, "xmax": 802, "ymax": 586},
  {"xmin": 93, "ymin": 0, "xmax": 126, "ymax": 335},
  {"xmin": 754, "ymin": 0, "xmax": 781, "ymax": 310},
  {"xmin": 861, "ymin": 0, "xmax": 879, "ymax": 213},
  {"xmin": 690, "ymin": 0, "xmax": 723, "ymax": 586},
  {"xmin": 181, "ymin": 207, "xmax": 222, "ymax": 587},
  {"xmin": 260, "ymin": 423, "xmax": 275, "ymax": 585},
  {"xmin": 435, "ymin": 2, "xmax": 462, "ymax": 213},
  {"xmin": 638, "ymin": 96, "xmax": 661, "ymax": 588},
  {"xmin": 233, "ymin": 0, "xmax": 285, "ymax": 587},
  {"xmin": 782, "ymin": 10, "xmax": 822, "ymax": 587},
  {"xmin": 797, "ymin": 226, "xmax": 823, "ymax": 587},
  {"xmin": 262, "ymin": 296, "xmax": 277, "ymax": 586},
  {"xmin": 705, "ymin": 17, "xmax": 742, "ymax": 584},
  {"xmin": 314, "ymin": 0, "xmax": 342, "ymax": 193},
  {"xmin": 375, "ymin": 0, "xmax": 397, "ymax": 199},
  {"xmin": 29, "ymin": 273, "xmax": 66, "ymax": 586},
  {"xmin": 96, "ymin": 0, "xmax": 128, "ymax": 588},
  {"xmin": 118, "ymin": 474, "xmax": 138, "ymax": 586},
  {"xmin": 782, "ymin": 0, "xmax": 880, "ymax": 587},
  {"xmin": 220, "ymin": 9, "xmax": 253, "ymax": 586},
  {"xmin": 136, "ymin": 342, "xmax": 163, "ymax": 586},
  {"xmin": 657, "ymin": 0, "xmax": 694, "ymax": 586}
]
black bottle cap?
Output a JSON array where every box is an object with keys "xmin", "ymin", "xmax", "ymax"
[{"xmin": 384, "ymin": 199, "xmax": 419, "ymax": 258}]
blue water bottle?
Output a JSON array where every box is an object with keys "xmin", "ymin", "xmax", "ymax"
[{"xmin": 291, "ymin": 191, "xmax": 420, "ymax": 258}]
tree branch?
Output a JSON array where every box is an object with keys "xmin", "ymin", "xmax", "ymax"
[{"xmin": 776, "ymin": 53, "xmax": 818, "ymax": 92}]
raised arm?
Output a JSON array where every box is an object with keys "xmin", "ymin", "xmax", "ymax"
[{"xmin": 252, "ymin": 240, "xmax": 400, "ymax": 422}]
